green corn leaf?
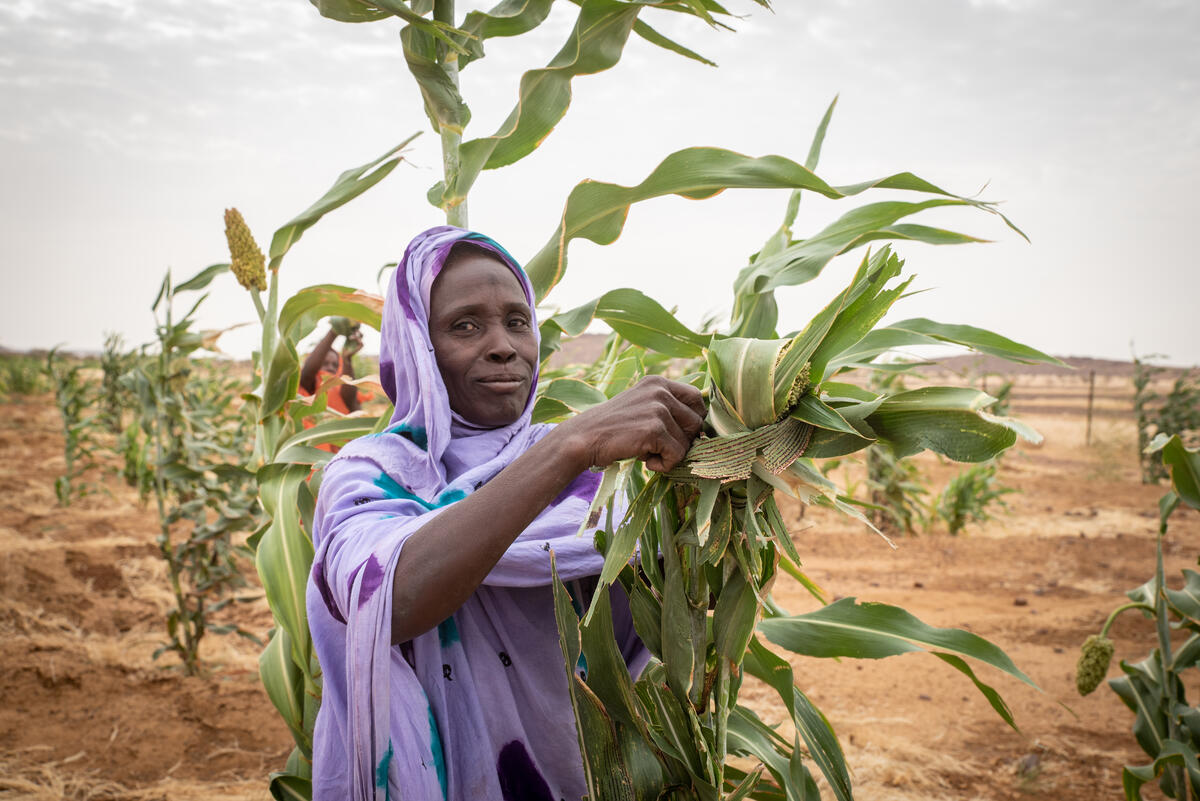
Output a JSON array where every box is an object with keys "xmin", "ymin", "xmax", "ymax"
[
  {"xmin": 457, "ymin": 0, "xmax": 556, "ymax": 70},
  {"xmin": 1165, "ymin": 569, "xmax": 1200, "ymax": 628},
  {"xmin": 269, "ymin": 136, "xmax": 418, "ymax": 272},
  {"xmin": 806, "ymin": 258, "xmax": 912, "ymax": 385},
  {"xmin": 579, "ymin": 584, "xmax": 643, "ymax": 731},
  {"xmin": 726, "ymin": 706, "xmax": 816, "ymax": 801},
  {"xmin": 261, "ymin": 339, "xmax": 302, "ymax": 422},
  {"xmin": 770, "ymin": 250, "xmax": 882, "ymax": 397},
  {"xmin": 759, "ymin": 598, "xmax": 1039, "ymax": 695},
  {"xmin": 526, "ymin": 148, "xmax": 844, "ymax": 301},
  {"xmin": 733, "ymin": 198, "xmax": 988, "ymax": 300},
  {"xmin": 585, "ymin": 475, "xmax": 669, "ymax": 624},
  {"xmin": 259, "ymin": 628, "xmax": 308, "ymax": 751},
  {"xmin": 661, "ymin": 524, "xmax": 697, "ymax": 704},
  {"xmin": 436, "ymin": 0, "xmax": 643, "ymax": 210},
  {"xmin": 540, "ymin": 377, "xmax": 608, "ymax": 413},
  {"xmin": 274, "ymin": 417, "xmax": 381, "ymax": 465},
  {"xmin": 788, "ymin": 394, "xmax": 861, "ymax": 436},
  {"xmin": 693, "ymin": 479, "xmax": 720, "ymax": 547},
  {"xmin": 551, "ymin": 557, "xmax": 638, "ymax": 801},
  {"xmin": 707, "ymin": 337, "xmax": 789, "ymax": 429},
  {"xmin": 401, "ymin": 26, "xmax": 471, "ymax": 134},
  {"xmin": 880, "ymin": 318, "xmax": 1065, "ymax": 367},
  {"xmin": 597, "ymin": 289, "xmax": 710, "ymax": 358},
  {"xmin": 1121, "ymin": 741, "xmax": 1200, "ymax": 801},
  {"xmin": 268, "ymin": 772, "xmax": 312, "ymax": 801},
  {"xmin": 626, "ymin": 573, "xmax": 663, "ymax": 659},
  {"xmin": 309, "ymin": 0, "xmax": 472, "ymax": 53},
  {"xmin": 865, "ymin": 387, "xmax": 1032, "ymax": 461},
  {"xmin": 743, "ymin": 638, "xmax": 850, "ymax": 801},
  {"xmin": 278, "ymin": 286, "xmax": 384, "ymax": 341},
  {"xmin": 635, "ymin": 671, "xmax": 707, "ymax": 779},
  {"xmin": 1160, "ymin": 434, "xmax": 1200, "ymax": 510},
  {"xmin": 174, "ymin": 262, "xmax": 232, "ymax": 294},
  {"xmin": 713, "ymin": 569, "xmax": 758, "ymax": 663},
  {"xmin": 255, "ymin": 463, "xmax": 315, "ymax": 677},
  {"xmin": 632, "ymin": 17, "xmax": 716, "ymax": 65},
  {"xmin": 1110, "ymin": 659, "xmax": 1169, "ymax": 758},
  {"xmin": 932, "ymin": 653, "xmax": 1018, "ymax": 731},
  {"xmin": 308, "ymin": 0, "xmax": 391, "ymax": 23}
]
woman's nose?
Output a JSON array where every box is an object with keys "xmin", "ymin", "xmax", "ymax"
[{"xmin": 484, "ymin": 327, "xmax": 517, "ymax": 361}]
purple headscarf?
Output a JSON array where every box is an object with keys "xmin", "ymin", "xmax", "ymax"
[{"xmin": 306, "ymin": 226, "xmax": 646, "ymax": 801}]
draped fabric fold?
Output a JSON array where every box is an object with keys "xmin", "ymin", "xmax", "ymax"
[{"xmin": 307, "ymin": 226, "xmax": 646, "ymax": 801}]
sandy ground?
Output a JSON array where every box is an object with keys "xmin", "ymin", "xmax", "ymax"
[{"xmin": 1, "ymin": 369, "xmax": 1197, "ymax": 800}]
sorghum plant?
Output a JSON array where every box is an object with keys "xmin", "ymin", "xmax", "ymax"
[
  {"xmin": 1077, "ymin": 434, "xmax": 1200, "ymax": 800},
  {"xmin": 124, "ymin": 266, "xmax": 263, "ymax": 674}
]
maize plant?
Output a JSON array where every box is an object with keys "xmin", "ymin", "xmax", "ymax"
[
  {"xmin": 0, "ymin": 353, "xmax": 48, "ymax": 399},
  {"xmin": 1076, "ymin": 434, "xmax": 1200, "ymax": 800},
  {"xmin": 935, "ymin": 461, "xmax": 1015, "ymax": 537},
  {"xmin": 44, "ymin": 348, "xmax": 104, "ymax": 506},
  {"xmin": 228, "ymin": 2, "xmax": 1064, "ymax": 797},
  {"xmin": 123, "ymin": 266, "xmax": 263, "ymax": 674},
  {"xmin": 1133, "ymin": 354, "xmax": 1200, "ymax": 484},
  {"xmin": 529, "ymin": 127, "xmax": 1059, "ymax": 794},
  {"xmin": 100, "ymin": 332, "xmax": 138, "ymax": 434}
]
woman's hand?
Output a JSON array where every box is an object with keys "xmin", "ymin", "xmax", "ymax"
[
  {"xmin": 554, "ymin": 376, "xmax": 706, "ymax": 473},
  {"xmin": 341, "ymin": 330, "xmax": 364, "ymax": 359}
]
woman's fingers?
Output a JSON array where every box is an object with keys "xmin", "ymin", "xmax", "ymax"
[{"xmin": 643, "ymin": 408, "xmax": 691, "ymax": 472}]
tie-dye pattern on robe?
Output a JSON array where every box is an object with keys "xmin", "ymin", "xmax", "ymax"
[{"xmin": 307, "ymin": 226, "xmax": 648, "ymax": 801}]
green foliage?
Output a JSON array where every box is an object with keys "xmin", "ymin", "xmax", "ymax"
[
  {"xmin": 124, "ymin": 268, "xmax": 262, "ymax": 675},
  {"xmin": 1134, "ymin": 354, "xmax": 1200, "ymax": 483},
  {"xmin": 100, "ymin": 332, "xmax": 139, "ymax": 434},
  {"xmin": 861, "ymin": 371, "xmax": 927, "ymax": 536},
  {"xmin": 1080, "ymin": 435, "xmax": 1200, "ymax": 800},
  {"xmin": 44, "ymin": 349, "xmax": 104, "ymax": 506},
  {"xmin": 935, "ymin": 461, "xmax": 1015, "ymax": 536},
  {"xmin": 229, "ymin": 3, "xmax": 1059, "ymax": 797},
  {"xmin": 0, "ymin": 353, "xmax": 48, "ymax": 399}
]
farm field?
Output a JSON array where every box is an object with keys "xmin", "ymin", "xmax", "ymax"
[{"xmin": 0, "ymin": 363, "xmax": 1196, "ymax": 801}]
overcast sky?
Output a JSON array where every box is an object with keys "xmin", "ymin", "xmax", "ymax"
[{"xmin": 2, "ymin": 0, "xmax": 1198, "ymax": 366}]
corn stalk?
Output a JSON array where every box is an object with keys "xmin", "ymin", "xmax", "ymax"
[{"xmin": 43, "ymin": 348, "xmax": 104, "ymax": 506}]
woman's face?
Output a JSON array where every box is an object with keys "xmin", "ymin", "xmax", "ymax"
[{"xmin": 428, "ymin": 248, "xmax": 538, "ymax": 428}]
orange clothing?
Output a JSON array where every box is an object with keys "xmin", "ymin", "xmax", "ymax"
[{"xmin": 299, "ymin": 370, "xmax": 372, "ymax": 452}]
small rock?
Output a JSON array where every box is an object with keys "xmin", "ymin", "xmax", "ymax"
[
  {"xmin": 1013, "ymin": 598, "xmax": 1029, "ymax": 607},
  {"xmin": 913, "ymin": 581, "xmax": 924, "ymax": 588},
  {"xmin": 1053, "ymin": 647, "xmax": 1064, "ymax": 654},
  {"xmin": 918, "ymin": 694, "xmax": 932, "ymax": 701}
]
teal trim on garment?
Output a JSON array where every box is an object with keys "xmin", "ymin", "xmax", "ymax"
[
  {"xmin": 373, "ymin": 475, "xmax": 466, "ymax": 510},
  {"xmin": 463, "ymin": 232, "xmax": 525, "ymax": 277},
  {"xmin": 385, "ymin": 422, "xmax": 428, "ymax": 450},
  {"xmin": 437, "ymin": 616, "xmax": 460, "ymax": 648},
  {"xmin": 428, "ymin": 707, "xmax": 448, "ymax": 799},
  {"xmin": 376, "ymin": 739, "xmax": 394, "ymax": 795}
]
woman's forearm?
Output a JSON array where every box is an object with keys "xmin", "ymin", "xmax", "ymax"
[{"xmin": 389, "ymin": 427, "xmax": 588, "ymax": 644}]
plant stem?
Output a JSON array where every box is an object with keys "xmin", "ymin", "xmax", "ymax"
[
  {"xmin": 1154, "ymin": 515, "xmax": 1186, "ymax": 797},
  {"xmin": 1099, "ymin": 602, "xmax": 1156, "ymax": 639},
  {"xmin": 434, "ymin": 0, "xmax": 466, "ymax": 228}
]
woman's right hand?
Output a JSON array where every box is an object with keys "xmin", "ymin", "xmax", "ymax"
[{"xmin": 554, "ymin": 375, "xmax": 706, "ymax": 473}]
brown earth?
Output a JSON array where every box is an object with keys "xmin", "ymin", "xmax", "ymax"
[{"xmin": 1, "ymin": 367, "xmax": 1197, "ymax": 800}]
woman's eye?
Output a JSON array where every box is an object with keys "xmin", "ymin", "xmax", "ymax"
[
  {"xmin": 453, "ymin": 320, "xmax": 477, "ymax": 332},
  {"xmin": 508, "ymin": 316, "xmax": 530, "ymax": 329}
]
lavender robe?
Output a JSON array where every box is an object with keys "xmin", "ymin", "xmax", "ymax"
[{"xmin": 307, "ymin": 226, "xmax": 647, "ymax": 801}]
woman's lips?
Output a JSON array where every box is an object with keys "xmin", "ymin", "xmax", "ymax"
[{"xmin": 476, "ymin": 374, "xmax": 527, "ymax": 392}]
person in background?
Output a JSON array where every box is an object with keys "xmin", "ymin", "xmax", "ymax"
[{"xmin": 300, "ymin": 318, "xmax": 365, "ymax": 416}]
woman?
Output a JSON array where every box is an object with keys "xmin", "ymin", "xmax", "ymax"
[{"xmin": 308, "ymin": 226, "xmax": 705, "ymax": 801}]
